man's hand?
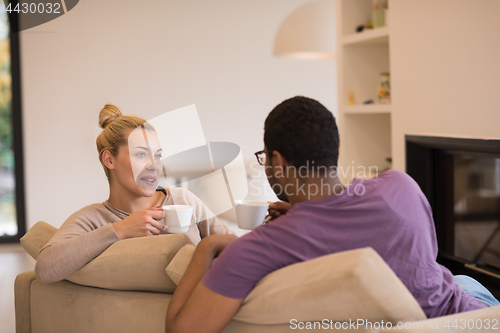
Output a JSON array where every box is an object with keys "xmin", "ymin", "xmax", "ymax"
[
  {"xmin": 267, "ymin": 201, "xmax": 291, "ymax": 220},
  {"xmin": 112, "ymin": 207, "xmax": 164, "ymax": 239},
  {"xmin": 166, "ymin": 233, "xmax": 241, "ymax": 333}
]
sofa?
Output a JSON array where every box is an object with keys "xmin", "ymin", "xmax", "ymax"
[{"xmin": 15, "ymin": 221, "xmax": 499, "ymax": 332}]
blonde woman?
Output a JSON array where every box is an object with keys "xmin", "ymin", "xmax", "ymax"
[{"xmin": 35, "ymin": 104, "xmax": 234, "ymax": 283}]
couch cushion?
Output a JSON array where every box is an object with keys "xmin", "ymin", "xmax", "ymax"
[
  {"xmin": 20, "ymin": 221, "xmax": 57, "ymax": 260},
  {"xmin": 165, "ymin": 244, "xmax": 196, "ymax": 285},
  {"xmin": 21, "ymin": 221, "xmax": 193, "ymax": 293},
  {"xmin": 166, "ymin": 246, "xmax": 426, "ymax": 325},
  {"xmin": 238, "ymin": 247, "xmax": 426, "ymax": 324},
  {"xmin": 67, "ymin": 233, "xmax": 192, "ymax": 292}
]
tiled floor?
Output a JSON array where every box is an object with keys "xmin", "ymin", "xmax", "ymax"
[{"xmin": 0, "ymin": 244, "xmax": 35, "ymax": 333}]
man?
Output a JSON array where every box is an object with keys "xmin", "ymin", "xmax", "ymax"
[{"xmin": 165, "ymin": 96, "xmax": 497, "ymax": 333}]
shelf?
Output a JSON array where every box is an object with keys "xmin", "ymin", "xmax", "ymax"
[
  {"xmin": 343, "ymin": 104, "xmax": 391, "ymax": 114},
  {"xmin": 342, "ymin": 26, "xmax": 389, "ymax": 46},
  {"xmin": 338, "ymin": 0, "xmax": 392, "ymax": 175}
]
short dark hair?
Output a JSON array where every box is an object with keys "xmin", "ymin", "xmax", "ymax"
[{"xmin": 264, "ymin": 96, "xmax": 339, "ymax": 170}]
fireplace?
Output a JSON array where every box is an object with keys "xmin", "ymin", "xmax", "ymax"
[{"xmin": 406, "ymin": 135, "xmax": 500, "ymax": 298}]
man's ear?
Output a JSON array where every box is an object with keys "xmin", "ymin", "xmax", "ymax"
[
  {"xmin": 272, "ymin": 151, "xmax": 289, "ymax": 177},
  {"xmin": 102, "ymin": 150, "xmax": 115, "ymax": 171},
  {"xmin": 272, "ymin": 151, "xmax": 286, "ymax": 167}
]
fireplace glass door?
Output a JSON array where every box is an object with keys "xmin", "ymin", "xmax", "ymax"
[{"xmin": 453, "ymin": 154, "xmax": 500, "ymax": 271}]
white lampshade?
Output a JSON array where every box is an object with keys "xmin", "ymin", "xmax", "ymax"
[{"xmin": 273, "ymin": 0, "xmax": 336, "ymax": 60}]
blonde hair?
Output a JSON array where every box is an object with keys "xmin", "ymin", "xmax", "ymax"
[{"xmin": 96, "ymin": 104, "xmax": 154, "ymax": 179}]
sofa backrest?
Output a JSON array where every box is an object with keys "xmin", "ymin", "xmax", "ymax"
[
  {"xmin": 236, "ymin": 247, "xmax": 427, "ymax": 324},
  {"xmin": 23, "ymin": 221, "xmax": 428, "ymax": 325},
  {"xmin": 166, "ymin": 244, "xmax": 427, "ymax": 325},
  {"xmin": 21, "ymin": 221, "xmax": 193, "ymax": 293}
]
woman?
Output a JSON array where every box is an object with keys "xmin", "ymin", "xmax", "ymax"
[{"xmin": 35, "ymin": 104, "xmax": 233, "ymax": 283}]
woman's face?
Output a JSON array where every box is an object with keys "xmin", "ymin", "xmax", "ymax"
[{"xmin": 113, "ymin": 127, "xmax": 163, "ymax": 197}]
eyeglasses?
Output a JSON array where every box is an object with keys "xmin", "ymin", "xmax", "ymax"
[{"xmin": 254, "ymin": 150, "xmax": 267, "ymax": 166}]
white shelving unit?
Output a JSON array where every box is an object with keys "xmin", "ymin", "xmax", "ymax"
[
  {"xmin": 342, "ymin": 26, "xmax": 389, "ymax": 45},
  {"xmin": 344, "ymin": 104, "xmax": 391, "ymax": 114},
  {"xmin": 336, "ymin": 0, "xmax": 392, "ymax": 182}
]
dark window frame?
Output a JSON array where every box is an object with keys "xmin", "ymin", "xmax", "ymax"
[{"xmin": 0, "ymin": 11, "xmax": 25, "ymax": 243}]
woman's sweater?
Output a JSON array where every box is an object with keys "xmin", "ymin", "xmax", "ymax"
[{"xmin": 35, "ymin": 187, "xmax": 232, "ymax": 283}]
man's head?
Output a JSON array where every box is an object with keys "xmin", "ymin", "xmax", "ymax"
[
  {"xmin": 263, "ymin": 96, "xmax": 340, "ymax": 201},
  {"xmin": 264, "ymin": 96, "xmax": 339, "ymax": 168}
]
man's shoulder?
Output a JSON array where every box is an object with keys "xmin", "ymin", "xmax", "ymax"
[
  {"xmin": 377, "ymin": 169, "xmax": 410, "ymax": 180},
  {"xmin": 224, "ymin": 224, "xmax": 282, "ymax": 256},
  {"xmin": 232, "ymin": 227, "xmax": 268, "ymax": 248},
  {"xmin": 233, "ymin": 216, "xmax": 300, "ymax": 251},
  {"xmin": 375, "ymin": 169, "xmax": 419, "ymax": 189},
  {"xmin": 375, "ymin": 170, "xmax": 430, "ymax": 212}
]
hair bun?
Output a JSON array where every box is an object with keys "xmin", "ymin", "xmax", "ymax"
[{"xmin": 99, "ymin": 104, "xmax": 123, "ymax": 129}]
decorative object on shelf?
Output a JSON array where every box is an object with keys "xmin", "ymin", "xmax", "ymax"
[
  {"xmin": 273, "ymin": 1, "xmax": 336, "ymax": 60},
  {"xmin": 349, "ymin": 92, "xmax": 355, "ymax": 105},
  {"xmin": 363, "ymin": 99, "xmax": 375, "ymax": 105},
  {"xmin": 378, "ymin": 72, "xmax": 391, "ymax": 104},
  {"xmin": 364, "ymin": 20, "xmax": 373, "ymax": 30},
  {"xmin": 356, "ymin": 24, "xmax": 364, "ymax": 33},
  {"xmin": 385, "ymin": 157, "xmax": 392, "ymax": 170},
  {"xmin": 338, "ymin": 0, "xmax": 392, "ymax": 181},
  {"xmin": 372, "ymin": 0, "xmax": 387, "ymax": 28}
]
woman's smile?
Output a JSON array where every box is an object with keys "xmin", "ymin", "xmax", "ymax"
[{"xmin": 137, "ymin": 173, "xmax": 159, "ymax": 189}]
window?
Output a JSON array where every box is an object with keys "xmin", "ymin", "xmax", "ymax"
[{"xmin": 0, "ymin": 5, "xmax": 25, "ymax": 242}]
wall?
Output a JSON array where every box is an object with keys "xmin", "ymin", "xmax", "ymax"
[
  {"xmin": 391, "ymin": 0, "xmax": 500, "ymax": 171},
  {"xmin": 20, "ymin": 0, "xmax": 337, "ymax": 229}
]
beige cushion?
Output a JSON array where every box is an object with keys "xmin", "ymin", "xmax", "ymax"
[
  {"xmin": 165, "ymin": 244, "xmax": 196, "ymax": 285},
  {"xmin": 237, "ymin": 247, "xmax": 426, "ymax": 324},
  {"xmin": 20, "ymin": 221, "xmax": 57, "ymax": 260},
  {"xmin": 67, "ymin": 234, "xmax": 193, "ymax": 292},
  {"xmin": 166, "ymin": 246, "xmax": 426, "ymax": 325},
  {"xmin": 21, "ymin": 221, "xmax": 193, "ymax": 293}
]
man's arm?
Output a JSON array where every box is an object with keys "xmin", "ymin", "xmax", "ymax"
[{"xmin": 166, "ymin": 234, "xmax": 243, "ymax": 333}]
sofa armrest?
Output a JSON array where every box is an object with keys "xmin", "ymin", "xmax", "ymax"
[{"xmin": 15, "ymin": 270, "xmax": 37, "ymax": 333}]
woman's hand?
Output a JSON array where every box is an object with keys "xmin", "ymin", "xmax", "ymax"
[
  {"xmin": 267, "ymin": 201, "xmax": 291, "ymax": 220},
  {"xmin": 112, "ymin": 207, "xmax": 165, "ymax": 239}
]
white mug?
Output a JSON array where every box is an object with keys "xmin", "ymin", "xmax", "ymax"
[
  {"xmin": 162, "ymin": 205, "xmax": 193, "ymax": 233},
  {"xmin": 234, "ymin": 200, "xmax": 269, "ymax": 230}
]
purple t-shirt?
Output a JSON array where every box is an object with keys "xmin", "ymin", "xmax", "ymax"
[{"xmin": 202, "ymin": 170, "xmax": 486, "ymax": 318}]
